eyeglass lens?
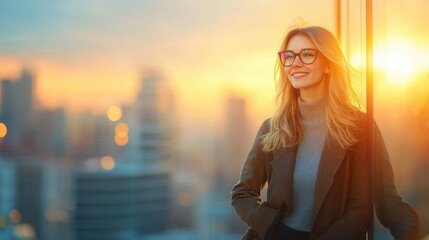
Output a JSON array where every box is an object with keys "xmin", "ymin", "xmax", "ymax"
[{"xmin": 279, "ymin": 49, "xmax": 317, "ymax": 67}]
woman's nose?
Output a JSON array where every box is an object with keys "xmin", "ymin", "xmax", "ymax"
[{"xmin": 290, "ymin": 55, "xmax": 303, "ymax": 67}]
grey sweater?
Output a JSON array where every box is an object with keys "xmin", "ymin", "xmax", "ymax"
[{"xmin": 281, "ymin": 97, "xmax": 327, "ymax": 231}]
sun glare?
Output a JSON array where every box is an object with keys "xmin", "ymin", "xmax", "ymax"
[
  {"xmin": 351, "ymin": 36, "xmax": 429, "ymax": 87},
  {"xmin": 375, "ymin": 37, "xmax": 428, "ymax": 86}
]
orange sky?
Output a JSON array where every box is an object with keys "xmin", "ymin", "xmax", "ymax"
[
  {"xmin": 1, "ymin": 0, "xmax": 428, "ymax": 130},
  {"xmin": 0, "ymin": 1, "xmax": 337, "ymax": 129}
]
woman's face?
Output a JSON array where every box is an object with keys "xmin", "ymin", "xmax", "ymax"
[{"xmin": 285, "ymin": 34, "xmax": 328, "ymax": 101}]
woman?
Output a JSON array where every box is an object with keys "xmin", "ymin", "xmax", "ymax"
[{"xmin": 231, "ymin": 26, "xmax": 371, "ymax": 240}]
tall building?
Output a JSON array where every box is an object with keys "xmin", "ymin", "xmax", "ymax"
[
  {"xmin": 223, "ymin": 95, "xmax": 250, "ymax": 185},
  {"xmin": 0, "ymin": 156, "xmax": 16, "ymax": 224},
  {"xmin": 125, "ymin": 70, "xmax": 176, "ymax": 169},
  {"xmin": 15, "ymin": 159, "xmax": 42, "ymax": 235},
  {"xmin": 211, "ymin": 94, "xmax": 251, "ymax": 236},
  {"xmin": 0, "ymin": 68, "xmax": 35, "ymax": 148},
  {"xmin": 0, "ymin": 68, "xmax": 72, "ymax": 240},
  {"xmin": 73, "ymin": 70, "xmax": 176, "ymax": 239},
  {"xmin": 36, "ymin": 108, "xmax": 68, "ymax": 156},
  {"xmin": 73, "ymin": 163, "xmax": 171, "ymax": 240}
]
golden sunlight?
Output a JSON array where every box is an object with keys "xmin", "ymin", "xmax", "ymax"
[
  {"xmin": 350, "ymin": 36, "xmax": 429, "ymax": 87},
  {"xmin": 373, "ymin": 36, "xmax": 429, "ymax": 86}
]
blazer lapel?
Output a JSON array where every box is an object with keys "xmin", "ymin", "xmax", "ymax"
[
  {"xmin": 270, "ymin": 145, "xmax": 297, "ymax": 211},
  {"xmin": 312, "ymin": 134, "xmax": 347, "ymax": 224}
]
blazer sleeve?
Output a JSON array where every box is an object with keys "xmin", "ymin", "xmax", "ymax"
[
  {"xmin": 231, "ymin": 119, "xmax": 282, "ymax": 240},
  {"xmin": 373, "ymin": 123, "xmax": 420, "ymax": 240}
]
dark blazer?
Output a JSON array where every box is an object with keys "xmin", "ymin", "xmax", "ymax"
[{"xmin": 231, "ymin": 116, "xmax": 371, "ymax": 240}]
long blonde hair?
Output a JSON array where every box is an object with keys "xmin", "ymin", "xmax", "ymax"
[{"xmin": 262, "ymin": 26, "xmax": 361, "ymax": 151}]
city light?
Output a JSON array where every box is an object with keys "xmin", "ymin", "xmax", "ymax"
[
  {"xmin": 114, "ymin": 122, "xmax": 129, "ymax": 146},
  {"xmin": 14, "ymin": 224, "xmax": 36, "ymax": 239},
  {"xmin": 9, "ymin": 209, "xmax": 21, "ymax": 224},
  {"xmin": 114, "ymin": 135, "xmax": 129, "ymax": 146},
  {"xmin": 0, "ymin": 122, "xmax": 7, "ymax": 138},
  {"xmin": 100, "ymin": 156, "xmax": 115, "ymax": 171},
  {"xmin": 107, "ymin": 105, "xmax": 122, "ymax": 122},
  {"xmin": 115, "ymin": 122, "xmax": 129, "ymax": 138}
]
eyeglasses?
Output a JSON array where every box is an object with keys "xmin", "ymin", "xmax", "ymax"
[{"xmin": 278, "ymin": 48, "xmax": 318, "ymax": 67}]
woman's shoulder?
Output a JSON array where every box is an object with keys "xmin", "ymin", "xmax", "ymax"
[
  {"xmin": 351, "ymin": 109, "xmax": 369, "ymax": 126},
  {"xmin": 261, "ymin": 117, "xmax": 272, "ymax": 130},
  {"xmin": 261, "ymin": 117, "xmax": 272, "ymax": 127},
  {"xmin": 255, "ymin": 118, "xmax": 272, "ymax": 137}
]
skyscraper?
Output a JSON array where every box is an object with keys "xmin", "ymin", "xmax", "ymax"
[
  {"xmin": 0, "ymin": 67, "xmax": 35, "ymax": 148},
  {"xmin": 0, "ymin": 68, "xmax": 72, "ymax": 240},
  {"xmin": 73, "ymin": 69, "xmax": 176, "ymax": 239},
  {"xmin": 126, "ymin": 70, "xmax": 176, "ymax": 169},
  {"xmin": 73, "ymin": 164, "xmax": 171, "ymax": 240}
]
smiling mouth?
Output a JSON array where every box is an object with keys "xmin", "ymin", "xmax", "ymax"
[{"xmin": 292, "ymin": 72, "xmax": 308, "ymax": 77}]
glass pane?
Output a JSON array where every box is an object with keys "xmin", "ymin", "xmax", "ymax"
[
  {"xmin": 340, "ymin": 1, "xmax": 428, "ymax": 238},
  {"xmin": 372, "ymin": 0, "xmax": 429, "ymax": 239}
]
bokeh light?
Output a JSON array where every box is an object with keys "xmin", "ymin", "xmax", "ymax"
[
  {"xmin": 100, "ymin": 156, "xmax": 115, "ymax": 171},
  {"xmin": 0, "ymin": 122, "xmax": 7, "ymax": 138},
  {"xmin": 115, "ymin": 122, "xmax": 129, "ymax": 138},
  {"xmin": 107, "ymin": 105, "xmax": 122, "ymax": 122},
  {"xmin": 14, "ymin": 224, "xmax": 36, "ymax": 238},
  {"xmin": 9, "ymin": 209, "xmax": 21, "ymax": 224},
  {"xmin": 114, "ymin": 135, "xmax": 129, "ymax": 146}
]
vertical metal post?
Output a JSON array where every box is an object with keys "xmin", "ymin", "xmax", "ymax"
[
  {"xmin": 365, "ymin": 0, "xmax": 374, "ymax": 239},
  {"xmin": 336, "ymin": 0, "xmax": 341, "ymax": 42}
]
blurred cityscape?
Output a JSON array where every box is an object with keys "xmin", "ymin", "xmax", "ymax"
[
  {"xmin": 0, "ymin": 67, "xmax": 253, "ymax": 240},
  {"xmin": 0, "ymin": 66, "xmax": 428, "ymax": 240}
]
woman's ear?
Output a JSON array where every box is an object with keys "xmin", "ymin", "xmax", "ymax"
[{"xmin": 325, "ymin": 68, "xmax": 330, "ymax": 74}]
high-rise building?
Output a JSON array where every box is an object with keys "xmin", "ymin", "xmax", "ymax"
[
  {"xmin": 0, "ymin": 156, "xmax": 16, "ymax": 222},
  {"xmin": 73, "ymin": 70, "xmax": 176, "ymax": 239},
  {"xmin": 73, "ymin": 163, "xmax": 171, "ymax": 240},
  {"xmin": 36, "ymin": 108, "xmax": 68, "ymax": 156},
  {"xmin": 0, "ymin": 67, "xmax": 72, "ymax": 240},
  {"xmin": 0, "ymin": 68, "xmax": 35, "ymax": 148},
  {"xmin": 212, "ymin": 94, "xmax": 251, "ymax": 235},
  {"xmin": 125, "ymin": 70, "xmax": 176, "ymax": 169},
  {"xmin": 224, "ymin": 95, "xmax": 250, "ymax": 184}
]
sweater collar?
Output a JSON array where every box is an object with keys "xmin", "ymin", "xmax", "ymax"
[{"xmin": 298, "ymin": 96, "xmax": 326, "ymax": 122}]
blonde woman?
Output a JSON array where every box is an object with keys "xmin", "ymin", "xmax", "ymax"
[{"xmin": 231, "ymin": 26, "xmax": 418, "ymax": 240}]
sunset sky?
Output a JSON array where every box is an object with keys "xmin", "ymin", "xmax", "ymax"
[
  {"xmin": 0, "ymin": 1, "xmax": 336, "ymax": 126},
  {"xmin": 1, "ymin": 0, "xmax": 428, "ymax": 130}
]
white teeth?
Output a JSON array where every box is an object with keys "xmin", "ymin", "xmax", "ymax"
[{"xmin": 293, "ymin": 73, "xmax": 307, "ymax": 76}]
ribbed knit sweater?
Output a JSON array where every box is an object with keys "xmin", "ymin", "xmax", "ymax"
[{"xmin": 281, "ymin": 96, "xmax": 327, "ymax": 231}]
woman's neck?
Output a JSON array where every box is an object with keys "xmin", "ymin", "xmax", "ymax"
[{"xmin": 299, "ymin": 88, "xmax": 327, "ymax": 103}]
